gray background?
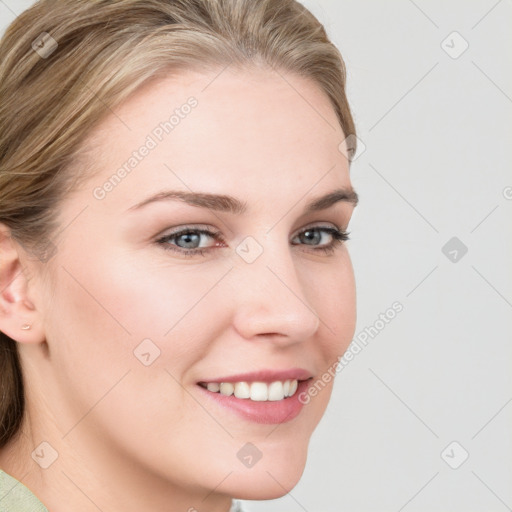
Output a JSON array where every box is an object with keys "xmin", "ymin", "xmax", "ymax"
[{"xmin": 1, "ymin": 1, "xmax": 511, "ymax": 511}]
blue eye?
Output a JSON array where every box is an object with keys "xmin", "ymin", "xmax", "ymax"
[
  {"xmin": 156, "ymin": 225, "xmax": 349, "ymax": 257},
  {"xmin": 291, "ymin": 226, "xmax": 349, "ymax": 254},
  {"xmin": 170, "ymin": 231, "xmax": 206, "ymax": 249},
  {"xmin": 156, "ymin": 227, "xmax": 223, "ymax": 257}
]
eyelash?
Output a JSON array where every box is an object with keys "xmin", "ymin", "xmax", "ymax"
[{"xmin": 155, "ymin": 225, "xmax": 350, "ymax": 258}]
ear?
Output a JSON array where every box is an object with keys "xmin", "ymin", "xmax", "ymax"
[{"xmin": 0, "ymin": 223, "xmax": 45, "ymax": 344}]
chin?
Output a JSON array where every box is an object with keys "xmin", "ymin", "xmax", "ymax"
[{"xmin": 225, "ymin": 449, "xmax": 308, "ymax": 501}]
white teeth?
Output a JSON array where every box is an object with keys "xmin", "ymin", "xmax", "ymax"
[
  {"xmin": 219, "ymin": 382, "xmax": 234, "ymax": 396},
  {"xmin": 250, "ymin": 382, "xmax": 268, "ymax": 401},
  {"xmin": 234, "ymin": 382, "xmax": 250, "ymax": 399},
  {"xmin": 268, "ymin": 381, "xmax": 284, "ymax": 401},
  {"xmin": 202, "ymin": 379, "xmax": 300, "ymax": 401}
]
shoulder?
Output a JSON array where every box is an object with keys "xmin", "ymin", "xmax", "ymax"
[{"xmin": 0, "ymin": 469, "xmax": 49, "ymax": 512}]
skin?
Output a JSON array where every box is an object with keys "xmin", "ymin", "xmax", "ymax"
[{"xmin": 0, "ymin": 67, "xmax": 357, "ymax": 512}]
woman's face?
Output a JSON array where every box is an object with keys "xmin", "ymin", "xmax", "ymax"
[{"xmin": 29, "ymin": 67, "xmax": 357, "ymax": 502}]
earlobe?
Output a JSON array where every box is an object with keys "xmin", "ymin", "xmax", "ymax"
[{"xmin": 0, "ymin": 224, "xmax": 45, "ymax": 344}]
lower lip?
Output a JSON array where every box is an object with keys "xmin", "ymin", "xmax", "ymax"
[{"xmin": 196, "ymin": 380, "xmax": 311, "ymax": 424}]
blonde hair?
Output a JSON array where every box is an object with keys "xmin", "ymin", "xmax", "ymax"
[{"xmin": 0, "ymin": 0, "xmax": 356, "ymax": 448}]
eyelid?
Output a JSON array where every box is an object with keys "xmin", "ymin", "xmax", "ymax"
[
  {"xmin": 292, "ymin": 221, "xmax": 342, "ymax": 236},
  {"xmin": 155, "ymin": 223, "xmax": 218, "ymax": 238},
  {"xmin": 155, "ymin": 222, "xmax": 350, "ymax": 257},
  {"xmin": 156, "ymin": 221, "xmax": 342, "ymax": 242}
]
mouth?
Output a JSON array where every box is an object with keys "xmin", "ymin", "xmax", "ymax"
[
  {"xmin": 196, "ymin": 369, "xmax": 314, "ymax": 424},
  {"xmin": 198, "ymin": 378, "xmax": 302, "ymax": 401}
]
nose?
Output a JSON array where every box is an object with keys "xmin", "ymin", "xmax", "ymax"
[{"xmin": 229, "ymin": 241, "xmax": 321, "ymax": 346}]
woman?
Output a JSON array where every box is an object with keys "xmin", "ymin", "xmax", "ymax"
[{"xmin": 0, "ymin": 0, "xmax": 358, "ymax": 510}]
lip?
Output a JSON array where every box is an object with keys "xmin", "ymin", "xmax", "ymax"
[
  {"xmin": 197, "ymin": 367, "xmax": 313, "ymax": 384},
  {"xmin": 196, "ymin": 368, "xmax": 314, "ymax": 425}
]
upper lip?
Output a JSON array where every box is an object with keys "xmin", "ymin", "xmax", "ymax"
[{"xmin": 198, "ymin": 368, "xmax": 314, "ymax": 384}]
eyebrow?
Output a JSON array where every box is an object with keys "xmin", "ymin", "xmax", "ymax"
[{"xmin": 127, "ymin": 187, "xmax": 358, "ymax": 214}]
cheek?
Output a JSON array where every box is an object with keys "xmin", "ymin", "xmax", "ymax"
[
  {"xmin": 291, "ymin": 250, "xmax": 355, "ymax": 421},
  {"xmin": 43, "ymin": 249, "xmax": 233, "ymax": 461},
  {"xmin": 53, "ymin": 244, "xmax": 231, "ymax": 341},
  {"xmin": 100, "ymin": 256, "xmax": 232, "ymax": 337},
  {"xmin": 309, "ymin": 249, "xmax": 356, "ymax": 359},
  {"xmin": 44, "ymin": 247, "xmax": 234, "ymax": 406}
]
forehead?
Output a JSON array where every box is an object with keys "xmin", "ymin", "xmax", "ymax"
[{"xmin": 76, "ymin": 67, "xmax": 350, "ymax": 209}]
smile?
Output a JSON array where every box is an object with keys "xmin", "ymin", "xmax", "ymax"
[{"xmin": 198, "ymin": 379, "xmax": 300, "ymax": 401}]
